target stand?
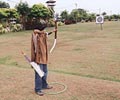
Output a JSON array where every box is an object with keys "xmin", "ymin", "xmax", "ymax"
[{"xmin": 96, "ymin": 15, "xmax": 104, "ymax": 30}]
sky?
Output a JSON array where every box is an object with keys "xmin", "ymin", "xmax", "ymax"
[{"xmin": 1, "ymin": 0, "xmax": 120, "ymax": 15}]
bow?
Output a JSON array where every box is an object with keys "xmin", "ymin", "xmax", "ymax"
[{"xmin": 50, "ymin": 10, "xmax": 58, "ymax": 53}]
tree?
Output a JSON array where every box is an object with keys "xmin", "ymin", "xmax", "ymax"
[
  {"xmin": 25, "ymin": 3, "xmax": 50, "ymax": 30},
  {"xmin": 30, "ymin": 3, "xmax": 50, "ymax": 20},
  {"xmin": 60, "ymin": 10, "xmax": 69, "ymax": 21},
  {"xmin": 70, "ymin": 9, "xmax": 79, "ymax": 23},
  {"xmin": 0, "ymin": 8, "xmax": 19, "ymax": 26},
  {"xmin": 15, "ymin": 1, "xmax": 30, "ymax": 29},
  {"xmin": 102, "ymin": 12, "xmax": 107, "ymax": 16},
  {"xmin": 7, "ymin": 9, "xmax": 19, "ymax": 18},
  {"xmin": 5, "ymin": 9, "xmax": 19, "ymax": 23},
  {"xmin": 87, "ymin": 13, "xmax": 96, "ymax": 22},
  {"xmin": 0, "ymin": 1, "xmax": 10, "ymax": 8},
  {"xmin": 0, "ymin": 9, "xmax": 7, "ymax": 23},
  {"xmin": 112, "ymin": 14, "xmax": 119, "ymax": 20},
  {"xmin": 77, "ymin": 8, "xmax": 88, "ymax": 21}
]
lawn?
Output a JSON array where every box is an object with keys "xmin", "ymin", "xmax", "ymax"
[{"xmin": 0, "ymin": 21, "xmax": 120, "ymax": 100}]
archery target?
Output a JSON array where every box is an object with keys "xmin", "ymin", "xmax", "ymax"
[{"xmin": 96, "ymin": 16, "xmax": 104, "ymax": 24}]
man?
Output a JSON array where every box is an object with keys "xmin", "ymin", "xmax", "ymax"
[{"xmin": 31, "ymin": 20, "xmax": 56, "ymax": 96}]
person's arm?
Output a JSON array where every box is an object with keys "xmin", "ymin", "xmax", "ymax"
[
  {"xmin": 33, "ymin": 29, "xmax": 41, "ymax": 34},
  {"xmin": 47, "ymin": 29, "xmax": 57, "ymax": 35},
  {"xmin": 31, "ymin": 34, "xmax": 36, "ymax": 62}
]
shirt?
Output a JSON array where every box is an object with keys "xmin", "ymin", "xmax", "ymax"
[{"xmin": 31, "ymin": 31, "xmax": 48, "ymax": 64}]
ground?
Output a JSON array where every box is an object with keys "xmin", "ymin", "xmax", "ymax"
[{"xmin": 0, "ymin": 21, "xmax": 120, "ymax": 100}]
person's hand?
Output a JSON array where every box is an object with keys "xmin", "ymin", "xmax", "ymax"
[
  {"xmin": 33, "ymin": 29, "xmax": 41, "ymax": 34},
  {"xmin": 53, "ymin": 29, "xmax": 57, "ymax": 32}
]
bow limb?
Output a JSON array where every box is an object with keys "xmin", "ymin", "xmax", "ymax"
[
  {"xmin": 54, "ymin": 19, "xmax": 57, "ymax": 39},
  {"xmin": 50, "ymin": 19, "xmax": 57, "ymax": 53}
]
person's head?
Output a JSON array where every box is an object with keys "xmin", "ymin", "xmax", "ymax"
[{"xmin": 34, "ymin": 20, "xmax": 47, "ymax": 31}]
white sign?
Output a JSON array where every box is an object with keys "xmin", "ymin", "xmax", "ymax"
[{"xmin": 96, "ymin": 16, "xmax": 104, "ymax": 24}]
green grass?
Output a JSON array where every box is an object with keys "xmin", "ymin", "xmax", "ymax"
[
  {"xmin": 0, "ymin": 56, "xmax": 11, "ymax": 64},
  {"xmin": 50, "ymin": 21, "xmax": 120, "ymax": 82},
  {"xmin": 0, "ymin": 21, "xmax": 120, "ymax": 100},
  {"xmin": 0, "ymin": 21, "xmax": 120, "ymax": 82}
]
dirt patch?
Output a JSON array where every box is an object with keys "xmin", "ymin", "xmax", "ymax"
[{"xmin": 0, "ymin": 65, "xmax": 120, "ymax": 100}]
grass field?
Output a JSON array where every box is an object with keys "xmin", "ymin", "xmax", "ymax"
[{"xmin": 0, "ymin": 21, "xmax": 120, "ymax": 100}]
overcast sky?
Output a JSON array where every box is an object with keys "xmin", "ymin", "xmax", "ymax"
[{"xmin": 2, "ymin": 0, "xmax": 120, "ymax": 15}]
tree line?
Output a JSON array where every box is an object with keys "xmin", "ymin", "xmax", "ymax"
[
  {"xmin": 60, "ymin": 10, "xmax": 120, "ymax": 24},
  {"xmin": 0, "ymin": 1, "xmax": 52, "ymax": 31},
  {"xmin": 0, "ymin": 1, "xmax": 120, "ymax": 33}
]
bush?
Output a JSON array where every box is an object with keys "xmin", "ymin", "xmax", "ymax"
[
  {"xmin": 58, "ymin": 21, "xmax": 64, "ymax": 26},
  {"xmin": 47, "ymin": 19, "xmax": 55, "ymax": 27},
  {"xmin": 0, "ymin": 24, "xmax": 3, "ymax": 30},
  {"xmin": 10, "ymin": 24, "xmax": 22, "ymax": 32},
  {"xmin": 10, "ymin": 24, "xmax": 17, "ymax": 32},
  {"xmin": 0, "ymin": 24, "xmax": 5, "ymax": 34},
  {"xmin": 0, "ymin": 23, "xmax": 23, "ymax": 34},
  {"xmin": 64, "ymin": 20, "xmax": 76, "ymax": 25},
  {"xmin": 16, "ymin": 24, "xmax": 23, "ymax": 31}
]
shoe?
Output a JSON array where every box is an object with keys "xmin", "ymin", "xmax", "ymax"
[
  {"xmin": 43, "ymin": 85, "xmax": 53, "ymax": 89},
  {"xmin": 35, "ymin": 91, "xmax": 44, "ymax": 96}
]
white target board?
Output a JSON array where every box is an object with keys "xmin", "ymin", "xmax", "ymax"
[{"xmin": 96, "ymin": 16, "xmax": 104, "ymax": 24}]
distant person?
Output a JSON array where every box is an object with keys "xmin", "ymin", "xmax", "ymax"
[{"xmin": 31, "ymin": 20, "xmax": 57, "ymax": 96}]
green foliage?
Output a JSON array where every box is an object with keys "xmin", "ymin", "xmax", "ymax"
[
  {"xmin": 71, "ymin": 9, "xmax": 79, "ymax": 20},
  {"xmin": 58, "ymin": 21, "xmax": 64, "ymax": 26},
  {"xmin": 60, "ymin": 8, "xmax": 96, "ymax": 23},
  {"xmin": 0, "ymin": 56, "xmax": 11, "ymax": 64},
  {"xmin": 47, "ymin": 18, "xmax": 55, "ymax": 27},
  {"xmin": 15, "ymin": 1, "xmax": 30, "ymax": 29},
  {"xmin": 0, "ymin": 24, "xmax": 5, "ymax": 34},
  {"xmin": 48, "ymin": 19, "xmax": 64, "ymax": 27},
  {"xmin": 30, "ymin": 3, "xmax": 50, "ymax": 20},
  {"xmin": 86, "ymin": 13, "xmax": 96, "ymax": 22},
  {"xmin": 60, "ymin": 10, "xmax": 69, "ymax": 20},
  {"xmin": 0, "ymin": 8, "xmax": 8, "ymax": 19},
  {"xmin": 6, "ymin": 8, "xmax": 19, "ymax": 19},
  {"xmin": 15, "ymin": 1, "xmax": 29, "ymax": 16},
  {"xmin": 0, "ymin": 1, "xmax": 10, "ymax": 8},
  {"xmin": 102, "ymin": 12, "xmax": 107, "ymax": 16},
  {"xmin": 10, "ymin": 24, "xmax": 22, "ymax": 32},
  {"xmin": 0, "ymin": 8, "xmax": 19, "ymax": 23},
  {"xmin": 0, "ymin": 23, "xmax": 22, "ymax": 34}
]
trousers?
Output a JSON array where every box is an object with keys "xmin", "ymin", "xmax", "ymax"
[{"xmin": 34, "ymin": 64, "xmax": 48, "ymax": 92}]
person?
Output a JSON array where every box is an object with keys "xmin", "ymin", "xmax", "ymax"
[{"xmin": 31, "ymin": 20, "xmax": 57, "ymax": 96}]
